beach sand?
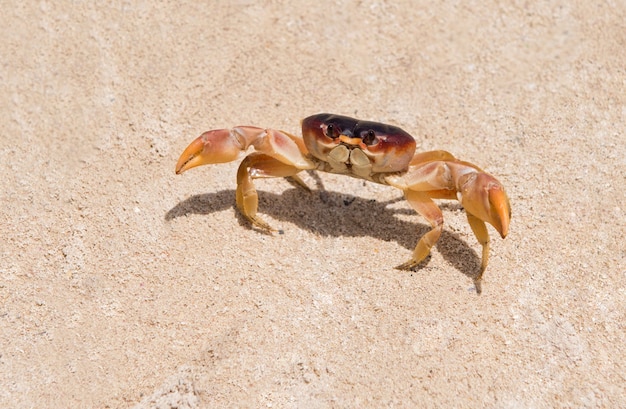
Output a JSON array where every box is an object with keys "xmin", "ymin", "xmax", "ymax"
[{"xmin": 1, "ymin": 1, "xmax": 624, "ymax": 407}]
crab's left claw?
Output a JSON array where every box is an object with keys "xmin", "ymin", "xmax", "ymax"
[
  {"xmin": 458, "ymin": 172, "xmax": 511, "ymax": 239},
  {"xmin": 456, "ymin": 172, "xmax": 511, "ymax": 292},
  {"xmin": 487, "ymin": 184, "xmax": 511, "ymax": 239}
]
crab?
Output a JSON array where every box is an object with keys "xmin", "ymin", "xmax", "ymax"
[{"xmin": 175, "ymin": 113, "xmax": 511, "ymax": 292}]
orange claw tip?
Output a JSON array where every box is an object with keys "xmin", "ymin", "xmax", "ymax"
[
  {"xmin": 175, "ymin": 136, "xmax": 206, "ymax": 174},
  {"xmin": 489, "ymin": 186, "xmax": 511, "ymax": 239},
  {"xmin": 175, "ymin": 129, "xmax": 247, "ymax": 175}
]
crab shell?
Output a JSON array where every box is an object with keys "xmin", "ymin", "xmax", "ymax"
[{"xmin": 302, "ymin": 113, "xmax": 417, "ymax": 175}]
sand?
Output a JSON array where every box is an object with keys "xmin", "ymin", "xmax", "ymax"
[{"xmin": 1, "ymin": 1, "xmax": 625, "ymax": 407}]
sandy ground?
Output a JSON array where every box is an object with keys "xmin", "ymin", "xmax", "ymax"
[{"xmin": 1, "ymin": 1, "xmax": 625, "ymax": 408}]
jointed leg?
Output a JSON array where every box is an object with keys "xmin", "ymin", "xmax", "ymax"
[
  {"xmin": 397, "ymin": 190, "xmax": 444, "ymax": 270},
  {"xmin": 466, "ymin": 213, "xmax": 490, "ymax": 293},
  {"xmin": 236, "ymin": 153, "xmax": 302, "ymax": 231}
]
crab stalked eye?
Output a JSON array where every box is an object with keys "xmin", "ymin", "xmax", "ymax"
[
  {"xmin": 325, "ymin": 123, "xmax": 341, "ymax": 139},
  {"xmin": 362, "ymin": 129, "xmax": 378, "ymax": 146}
]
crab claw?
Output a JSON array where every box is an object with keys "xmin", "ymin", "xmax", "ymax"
[
  {"xmin": 487, "ymin": 185, "xmax": 511, "ymax": 238},
  {"xmin": 175, "ymin": 129, "xmax": 247, "ymax": 174},
  {"xmin": 458, "ymin": 172, "xmax": 511, "ymax": 238}
]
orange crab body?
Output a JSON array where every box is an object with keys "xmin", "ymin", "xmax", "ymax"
[{"xmin": 175, "ymin": 113, "xmax": 511, "ymax": 293}]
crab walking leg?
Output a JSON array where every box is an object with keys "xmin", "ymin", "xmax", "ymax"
[
  {"xmin": 396, "ymin": 191, "xmax": 444, "ymax": 270},
  {"xmin": 176, "ymin": 126, "xmax": 316, "ymax": 230},
  {"xmin": 236, "ymin": 153, "xmax": 304, "ymax": 231},
  {"xmin": 387, "ymin": 155, "xmax": 511, "ymax": 282},
  {"xmin": 456, "ymin": 169, "xmax": 511, "ymax": 291},
  {"xmin": 386, "ymin": 160, "xmax": 454, "ymax": 270},
  {"xmin": 466, "ymin": 213, "xmax": 489, "ymax": 292}
]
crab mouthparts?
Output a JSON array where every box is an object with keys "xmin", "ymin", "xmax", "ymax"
[{"xmin": 328, "ymin": 144, "xmax": 371, "ymax": 169}]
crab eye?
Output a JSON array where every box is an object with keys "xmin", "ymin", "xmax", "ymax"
[
  {"xmin": 325, "ymin": 123, "xmax": 340, "ymax": 139},
  {"xmin": 362, "ymin": 129, "xmax": 378, "ymax": 145}
]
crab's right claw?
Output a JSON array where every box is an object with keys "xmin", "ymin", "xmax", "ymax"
[{"xmin": 175, "ymin": 129, "xmax": 249, "ymax": 174}]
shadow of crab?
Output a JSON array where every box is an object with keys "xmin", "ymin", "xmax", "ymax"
[{"xmin": 166, "ymin": 188, "xmax": 482, "ymax": 281}]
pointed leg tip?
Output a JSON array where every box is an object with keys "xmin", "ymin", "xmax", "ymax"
[
  {"xmin": 395, "ymin": 260, "xmax": 417, "ymax": 271},
  {"xmin": 473, "ymin": 279, "xmax": 483, "ymax": 295},
  {"xmin": 248, "ymin": 217, "xmax": 277, "ymax": 234},
  {"xmin": 396, "ymin": 253, "xmax": 432, "ymax": 271}
]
